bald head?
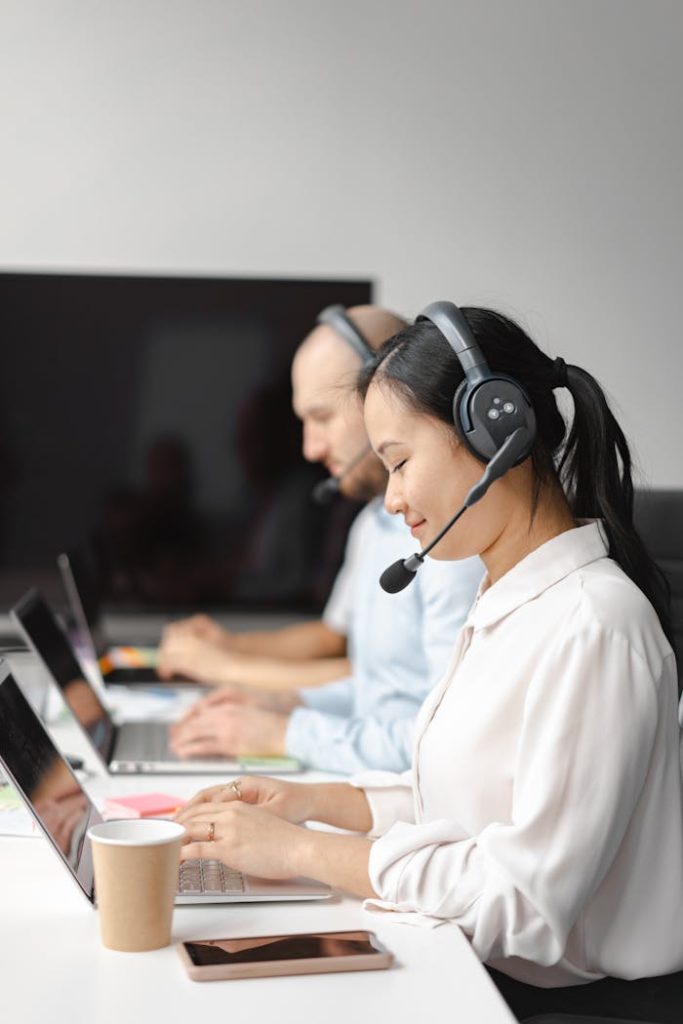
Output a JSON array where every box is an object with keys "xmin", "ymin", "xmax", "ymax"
[
  {"xmin": 291, "ymin": 304, "xmax": 404, "ymax": 501},
  {"xmin": 297, "ymin": 304, "xmax": 406, "ymax": 363}
]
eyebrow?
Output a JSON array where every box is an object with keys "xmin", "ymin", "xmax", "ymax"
[
  {"xmin": 377, "ymin": 440, "xmax": 402, "ymax": 455},
  {"xmin": 293, "ymin": 402, "xmax": 330, "ymax": 418}
]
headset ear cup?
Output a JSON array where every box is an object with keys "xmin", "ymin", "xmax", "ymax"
[
  {"xmin": 453, "ymin": 376, "xmax": 536, "ymax": 465},
  {"xmin": 452, "ymin": 380, "xmax": 489, "ymax": 463}
]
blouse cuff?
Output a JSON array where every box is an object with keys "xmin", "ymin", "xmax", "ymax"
[{"xmin": 349, "ymin": 770, "xmax": 415, "ymax": 838}]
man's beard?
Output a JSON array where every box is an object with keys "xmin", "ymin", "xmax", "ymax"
[{"xmin": 343, "ymin": 462, "xmax": 388, "ymax": 504}]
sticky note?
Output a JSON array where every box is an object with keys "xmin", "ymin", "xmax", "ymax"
[{"xmin": 103, "ymin": 792, "xmax": 185, "ymax": 819}]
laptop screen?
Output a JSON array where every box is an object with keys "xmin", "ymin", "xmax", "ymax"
[
  {"xmin": 11, "ymin": 589, "xmax": 116, "ymax": 764},
  {"xmin": 0, "ymin": 665, "xmax": 99, "ymax": 901},
  {"xmin": 58, "ymin": 547, "xmax": 109, "ymax": 660}
]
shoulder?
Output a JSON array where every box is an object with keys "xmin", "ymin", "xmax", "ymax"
[
  {"xmin": 559, "ymin": 557, "xmax": 672, "ymax": 677},
  {"xmin": 342, "ymin": 499, "xmax": 383, "ymax": 553}
]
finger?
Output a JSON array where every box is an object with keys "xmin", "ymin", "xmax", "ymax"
[
  {"xmin": 205, "ymin": 688, "xmax": 240, "ymax": 705},
  {"xmin": 176, "ymin": 788, "xmax": 224, "ymax": 814},
  {"xmin": 156, "ymin": 660, "xmax": 173, "ymax": 680},
  {"xmin": 177, "ymin": 784, "xmax": 240, "ymax": 815},
  {"xmin": 173, "ymin": 736, "xmax": 230, "ymax": 760},
  {"xmin": 173, "ymin": 701, "xmax": 205, "ymax": 726},
  {"xmin": 175, "ymin": 796, "xmax": 240, "ymax": 823},
  {"xmin": 182, "ymin": 820, "xmax": 226, "ymax": 845},
  {"xmin": 169, "ymin": 713, "xmax": 215, "ymax": 743},
  {"xmin": 169, "ymin": 719, "xmax": 222, "ymax": 753},
  {"xmin": 180, "ymin": 841, "xmax": 225, "ymax": 862}
]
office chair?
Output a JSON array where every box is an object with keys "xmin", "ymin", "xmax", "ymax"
[{"xmin": 633, "ymin": 488, "xmax": 683, "ymax": 695}]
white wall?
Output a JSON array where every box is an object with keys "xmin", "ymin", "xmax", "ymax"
[{"xmin": 1, "ymin": 0, "xmax": 682, "ymax": 484}]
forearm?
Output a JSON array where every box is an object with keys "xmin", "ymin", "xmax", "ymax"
[
  {"xmin": 221, "ymin": 655, "xmax": 351, "ymax": 692},
  {"xmin": 227, "ymin": 621, "xmax": 346, "ymax": 661},
  {"xmin": 307, "ymin": 782, "xmax": 373, "ymax": 833},
  {"xmin": 293, "ymin": 829, "xmax": 376, "ymax": 899}
]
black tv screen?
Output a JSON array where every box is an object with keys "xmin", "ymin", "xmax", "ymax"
[{"xmin": 0, "ymin": 271, "xmax": 372, "ymax": 612}]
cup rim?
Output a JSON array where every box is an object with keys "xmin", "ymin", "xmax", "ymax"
[{"xmin": 87, "ymin": 819, "xmax": 186, "ymax": 847}]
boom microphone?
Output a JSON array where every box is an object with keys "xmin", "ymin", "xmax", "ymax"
[
  {"xmin": 312, "ymin": 445, "xmax": 372, "ymax": 505},
  {"xmin": 380, "ymin": 427, "xmax": 531, "ymax": 593}
]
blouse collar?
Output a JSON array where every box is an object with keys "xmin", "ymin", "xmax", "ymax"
[{"xmin": 467, "ymin": 520, "xmax": 610, "ymax": 631}]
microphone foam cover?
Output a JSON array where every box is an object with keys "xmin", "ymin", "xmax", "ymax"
[
  {"xmin": 312, "ymin": 477, "xmax": 339, "ymax": 505},
  {"xmin": 379, "ymin": 558, "xmax": 418, "ymax": 594}
]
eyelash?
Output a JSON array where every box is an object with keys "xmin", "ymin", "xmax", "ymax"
[{"xmin": 391, "ymin": 460, "xmax": 406, "ymax": 474}]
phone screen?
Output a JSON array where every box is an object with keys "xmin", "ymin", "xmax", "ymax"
[{"xmin": 185, "ymin": 931, "xmax": 381, "ymax": 966}]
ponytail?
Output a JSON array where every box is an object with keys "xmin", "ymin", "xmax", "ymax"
[{"xmin": 559, "ymin": 363, "xmax": 673, "ymax": 652}]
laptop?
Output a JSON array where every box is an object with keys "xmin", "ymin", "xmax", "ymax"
[
  {"xmin": 58, "ymin": 548, "xmax": 196, "ymax": 687},
  {"xmin": 11, "ymin": 588, "xmax": 254, "ymax": 776},
  {"xmin": 0, "ymin": 665, "xmax": 330, "ymax": 904}
]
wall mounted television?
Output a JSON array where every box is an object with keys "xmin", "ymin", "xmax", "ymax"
[{"xmin": 0, "ymin": 270, "xmax": 372, "ymax": 613}]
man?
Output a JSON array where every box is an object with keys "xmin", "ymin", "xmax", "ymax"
[{"xmin": 159, "ymin": 306, "xmax": 483, "ymax": 773}]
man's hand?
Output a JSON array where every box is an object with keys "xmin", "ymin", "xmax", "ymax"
[
  {"xmin": 168, "ymin": 702, "xmax": 290, "ymax": 758},
  {"xmin": 157, "ymin": 633, "xmax": 247, "ymax": 685},
  {"xmin": 175, "ymin": 687, "xmax": 300, "ymax": 728},
  {"xmin": 161, "ymin": 614, "xmax": 233, "ymax": 648}
]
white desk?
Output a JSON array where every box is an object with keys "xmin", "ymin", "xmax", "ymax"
[{"xmin": 0, "ymin": 684, "xmax": 515, "ymax": 1024}]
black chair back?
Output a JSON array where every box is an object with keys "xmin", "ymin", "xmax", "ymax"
[{"xmin": 634, "ymin": 489, "xmax": 683, "ymax": 694}]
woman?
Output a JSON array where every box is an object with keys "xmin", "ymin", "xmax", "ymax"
[{"xmin": 176, "ymin": 304, "xmax": 683, "ymax": 1020}]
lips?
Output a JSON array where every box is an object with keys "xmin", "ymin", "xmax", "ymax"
[{"xmin": 408, "ymin": 519, "xmax": 426, "ymax": 537}]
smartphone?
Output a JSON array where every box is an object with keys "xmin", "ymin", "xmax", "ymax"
[{"xmin": 177, "ymin": 930, "xmax": 394, "ymax": 981}]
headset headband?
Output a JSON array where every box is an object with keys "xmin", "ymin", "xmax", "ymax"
[
  {"xmin": 316, "ymin": 304, "xmax": 374, "ymax": 365},
  {"xmin": 415, "ymin": 299, "xmax": 536, "ymax": 466},
  {"xmin": 417, "ymin": 301, "xmax": 489, "ymax": 380}
]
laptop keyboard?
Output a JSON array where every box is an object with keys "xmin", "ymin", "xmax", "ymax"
[
  {"xmin": 114, "ymin": 721, "xmax": 175, "ymax": 762},
  {"xmin": 178, "ymin": 858, "xmax": 245, "ymax": 895}
]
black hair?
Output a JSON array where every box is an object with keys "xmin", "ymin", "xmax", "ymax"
[{"xmin": 358, "ymin": 307, "xmax": 673, "ymax": 651}]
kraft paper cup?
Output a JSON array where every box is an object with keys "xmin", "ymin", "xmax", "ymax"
[{"xmin": 88, "ymin": 819, "xmax": 186, "ymax": 952}]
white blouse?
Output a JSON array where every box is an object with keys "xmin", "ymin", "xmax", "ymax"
[{"xmin": 353, "ymin": 522, "xmax": 683, "ymax": 987}]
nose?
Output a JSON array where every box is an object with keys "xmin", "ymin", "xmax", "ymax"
[
  {"xmin": 302, "ymin": 423, "xmax": 327, "ymax": 464},
  {"xmin": 384, "ymin": 473, "xmax": 405, "ymax": 517}
]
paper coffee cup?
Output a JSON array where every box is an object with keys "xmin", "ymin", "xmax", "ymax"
[{"xmin": 88, "ymin": 819, "xmax": 186, "ymax": 952}]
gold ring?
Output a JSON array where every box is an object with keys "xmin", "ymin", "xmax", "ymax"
[
  {"xmin": 207, "ymin": 821, "xmax": 215, "ymax": 842},
  {"xmin": 230, "ymin": 779, "xmax": 242, "ymax": 800}
]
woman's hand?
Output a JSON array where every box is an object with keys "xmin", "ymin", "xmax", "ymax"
[
  {"xmin": 177, "ymin": 799, "xmax": 310, "ymax": 879},
  {"xmin": 175, "ymin": 781, "xmax": 375, "ymax": 896},
  {"xmin": 176, "ymin": 775, "xmax": 320, "ymax": 824}
]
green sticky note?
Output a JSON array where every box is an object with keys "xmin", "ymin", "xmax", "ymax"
[{"xmin": 238, "ymin": 756, "xmax": 301, "ymax": 773}]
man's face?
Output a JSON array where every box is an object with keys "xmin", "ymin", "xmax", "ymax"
[{"xmin": 291, "ymin": 327, "xmax": 386, "ymax": 501}]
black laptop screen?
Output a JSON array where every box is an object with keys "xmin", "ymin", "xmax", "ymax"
[
  {"xmin": 0, "ymin": 667, "xmax": 99, "ymax": 901},
  {"xmin": 12, "ymin": 590, "xmax": 115, "ymax": 762}
]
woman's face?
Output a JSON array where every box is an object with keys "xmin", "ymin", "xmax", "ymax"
[{"xmin": 363, "ymin": 380, "xmax": 510, "ymax": 560}]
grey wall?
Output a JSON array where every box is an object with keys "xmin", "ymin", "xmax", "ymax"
[{"xmin": 2, "ymin": 0, "xmax": 682, "ymax": 484}]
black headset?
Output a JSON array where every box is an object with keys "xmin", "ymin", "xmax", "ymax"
[
  {"xmin": 316, "ymin": 304, "xmax": 375, "ymax": 365},
  {"xmin": 416, "ymin": 301, "xmax": 536, "ymax": 465}
]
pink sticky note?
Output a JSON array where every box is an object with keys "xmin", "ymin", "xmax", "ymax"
[{"xmin": 102, "ymin": 793, "xmax": 185, "ymax": 819}]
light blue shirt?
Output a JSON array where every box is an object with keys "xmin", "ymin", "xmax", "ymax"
[{"xmin": 285, "ymin": 498, "xmax": 483, "ymax": 773}]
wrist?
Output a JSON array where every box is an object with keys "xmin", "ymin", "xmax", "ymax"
[
  {"xmin": 216, "ymin": 651, "xmax": 251, "ymax": 687},
  {"xmin": 266, "ymin": 712, "xmax": 289, "ymax": 756},
  {"xmin": 306, "ymin": 783, "xmax": 327, "ymax": 822},
  {"xmin": 290, "ymin": 824, "xmax": 321, "ymax": 879}
]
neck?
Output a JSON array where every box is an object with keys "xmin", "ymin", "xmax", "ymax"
[{"xmin": 480, "ymin": 477, "xmax": 576, "ymax": 585}]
